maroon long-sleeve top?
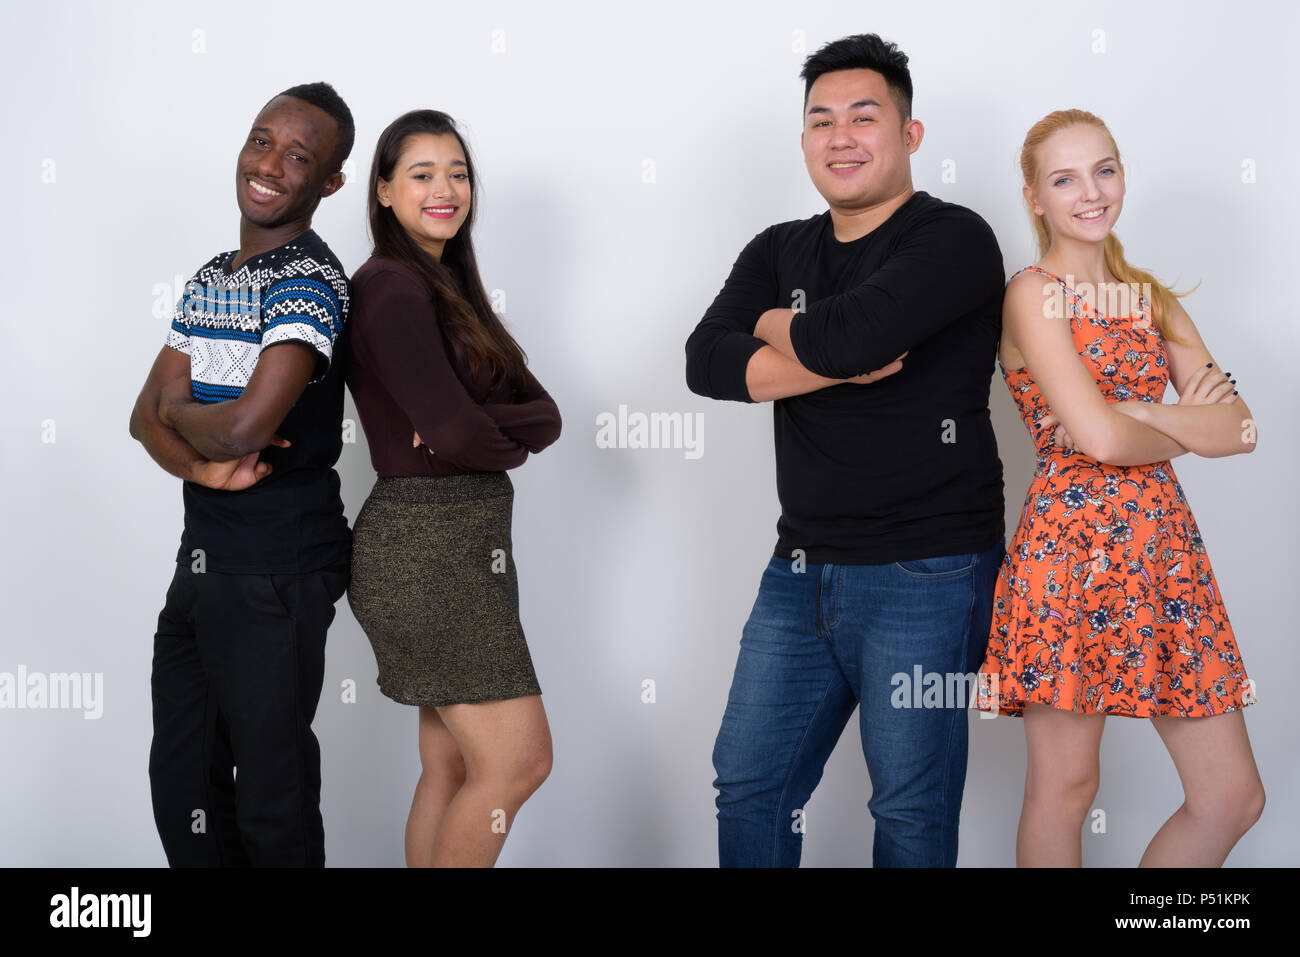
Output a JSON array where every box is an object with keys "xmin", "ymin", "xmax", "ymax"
[{"xmin": 345, "ymin": 255, "xmax": 562, "ymax": 476}]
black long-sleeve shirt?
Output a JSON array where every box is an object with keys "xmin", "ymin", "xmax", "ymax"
[{"xmin": 685, "ymin": 190, "xmax": 1005, "ymax": 564}]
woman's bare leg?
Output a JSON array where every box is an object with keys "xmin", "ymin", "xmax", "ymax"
[
  {"xmin": 429, "ymin": 694, "xmax": 552, "ymax": 867},
  {"xmin": 1018, "ymin": 702, "xmax": 1107, "ymax": 866},
  {"xmin": 1139, "ymin": 710, "xmax": 1264, "ymax": 867},
  {"xmin": 405, "ymin": 705, "xmax": 468, "ymax": 867}
]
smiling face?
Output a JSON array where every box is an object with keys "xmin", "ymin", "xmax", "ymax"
[
  {"xmin": 376, "ymin": 132, "xmax": 470, "ymax": 262},
  {"xmin": 800, "ymin": 68, "xmax": 920, "ymax": 214},
  {"xmin": 235, "ymin": 95, "xmax": 343, "ymax": 228},
  {"xmin": 1025, "ymin": 123, "xmax": 1125, "ymax": 248}
]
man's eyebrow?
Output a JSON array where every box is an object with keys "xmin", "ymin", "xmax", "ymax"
[
  {"xmin": 1046, "ymin": 156, "xmax": 1118, "ymax": 177},
  {"xmin": 406, "ymin": 159, "xmax": 468, "ymax": 170},
  {"xmin": 249, "ymin": 126, "xmax": 315, "ymax": 154},
  {"xmin": 806, "ymin": 98, "xmax": 882, "ymax": 115}
]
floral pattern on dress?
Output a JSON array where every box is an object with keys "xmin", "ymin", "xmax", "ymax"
[{"xmin": 975, "ymin": 266, "xmax": 1254, "ymax": 718}]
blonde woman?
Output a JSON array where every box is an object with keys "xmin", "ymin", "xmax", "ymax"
[{"xmin": 977, "ymin": 109, "xmax": 1264, "ymax": 866}]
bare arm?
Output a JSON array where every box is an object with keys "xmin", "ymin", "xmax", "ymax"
[
  {"xmin": 1117, "ymin": 298, "xmax": 1257, "ymax": 458},
  {"xmin": 130, "ymin": 345, "xmax": 281, "ymax": 490},
  {"xmin": 159, "ymin": 342, "xmax": 313, "ymax": 461},
  {"xmin": 1006, "ymin": 272, "xmax": 1194, "ymax": 467},
  {"xmin": 1040, "ymin": 405, "xmax": 1190, "ymax": 462},
  {"xmin": 745, "ymin": 341, "xmax": 905, "ymax": 402},
  {"xmin": 752, "ymin": 308, "xmax": 800, "ymax": 363},
  {"xmin": 1121, "ymin": 399, "xmax": 1254, "ymax": 458},
  {"xmin": 129, "ymin": 345, "xmax": 207, "ymax": 481},
  {"xmin": 746, "ymin": 345, "xmax": 845, "ymax": 401}
]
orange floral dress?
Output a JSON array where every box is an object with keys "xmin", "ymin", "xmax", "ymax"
[{"xmin": 976, "ymin": 266, "xmax": 1254, "ymax": 718}]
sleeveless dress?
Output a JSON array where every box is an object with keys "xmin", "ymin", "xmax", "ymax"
[{"xmin": 976, "ymin": 266, "xmax": 1254, "ymax": 718}]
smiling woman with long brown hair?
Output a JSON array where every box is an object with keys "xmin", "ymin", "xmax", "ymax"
[{"xmin": 343, "ymin": 109, "xmax": 562, "ymax": 867}]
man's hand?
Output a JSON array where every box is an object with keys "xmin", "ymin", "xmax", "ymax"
[
  {"xmin": 189, "ymin": 429, "xmax": 293, "ymax": 490},
  {"xmin": 412, "ymin": 430, "xmax": 435, "ymax": 455},
  {"xmin": 191, "ymin": 451, "xmax": 273, "ymax": 491},
  {"xmin": 845, "ymin": 352, "xmax": 908, "ymax": 385}
]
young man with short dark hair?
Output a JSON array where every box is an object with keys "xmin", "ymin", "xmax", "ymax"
[
  {"xmin": 129, "ymin": 81, "xmax": 354, "ymax": 866},
  {"xmin": 686, "ymin": 35, "xmax": 1006, "ymax": 867}
]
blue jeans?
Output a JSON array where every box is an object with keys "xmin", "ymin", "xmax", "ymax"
[{"xmin": 711, "ymin": 537, "xmax": 1004, "ymax": 867}]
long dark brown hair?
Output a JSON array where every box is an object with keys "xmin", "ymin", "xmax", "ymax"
[{"xmin": 366, "ymin": 109, "xmax": 529, "ymax": 395}]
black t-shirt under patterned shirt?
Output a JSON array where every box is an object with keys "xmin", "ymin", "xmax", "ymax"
[
  {"xmin": 164, "ymin": 228, "xmax": 351, "ymax": 574},
  {"xmin": 685, "ymin": 190, "xmax": 1006, "ymax": 565}
]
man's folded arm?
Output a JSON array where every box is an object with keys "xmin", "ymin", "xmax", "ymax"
[
  {"xmin": 684, "ymin": 228, "xmax": 779, "ymax": 403},
  {"xmin": 164, "ymin": 342, "xmax": 318, "ymax": 461},
  {"xmin": 744, "ymin": 346, "xmax": 857, "ymax": 402},
  {"xmin": 129, "ymin": 345, "xmax": 207, "ymax": 481},
  {"xmin": 787, "ymin": 210, "xmax": 1004, "ymax": 378}
]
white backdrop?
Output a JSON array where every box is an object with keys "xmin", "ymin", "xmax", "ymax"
[{"xmin": 2, "ymin": 0, "xmax": 1296, "ymax": 866}]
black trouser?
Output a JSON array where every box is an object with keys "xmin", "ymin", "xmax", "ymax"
[{"xmin": 148, "ymin": 562, "xmax": 348, "ymax": 867}]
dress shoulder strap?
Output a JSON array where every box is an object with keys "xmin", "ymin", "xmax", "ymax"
[
  {"xmin": 1011, "ymin": 264, "xmax": 1156, "ymax": 327},
  {"xmin": 1009, "ymin": 264, "xmax": 1071, "ymax": 289}
]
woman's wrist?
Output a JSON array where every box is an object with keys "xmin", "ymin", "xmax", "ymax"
[{"xmin": 1113, "ymin": 399, "xmax": 1151, "ymax": 425}]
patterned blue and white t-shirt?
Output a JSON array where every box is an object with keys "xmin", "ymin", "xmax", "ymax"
[{"xmin": 165, "ymin": 228, "xmax": 352, "ymax": 574}]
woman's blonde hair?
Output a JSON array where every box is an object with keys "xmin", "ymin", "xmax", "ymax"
[{"xmin": 1020, "ymin": 109, "xmax": 1190, "ymax": 343}]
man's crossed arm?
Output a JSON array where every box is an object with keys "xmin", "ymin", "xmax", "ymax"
[
  {"xmin": 745, "ymin": 335, "xmax": 906, "ymax": 402},
  {"xmin": 129, "ymin": 343, "xmax": 314, "ymax": 491},
  {"xmin": 685, "ymin": 225, "xmax": 924, "ymax": 405}
]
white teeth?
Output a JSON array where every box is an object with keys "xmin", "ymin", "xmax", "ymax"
[
  {"xmin": 425, "ymin": 207, "xmax": 454, "ymax": 213},
  {"xmin": 1076, "ymin": 208, "xmax": 1105, "ymax": 219},
  {"xmin": 829, "ymin": 162, "xmax": 862, "ymax": 168},
  {"xmin": 249, "ymin": 179, "xmax": 281, "ymax": 196}
]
